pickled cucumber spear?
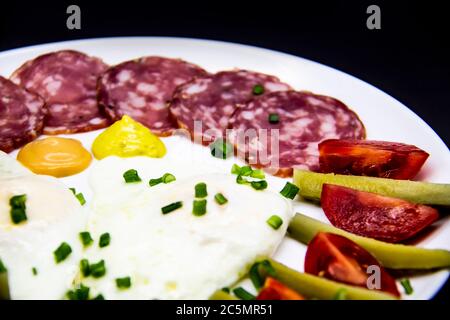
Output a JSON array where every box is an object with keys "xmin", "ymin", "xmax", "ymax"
[
  {"xmin": 255, "ymin": 258, "xmax": 397, "ymax": 300},
  {"xmin": 288, "ymin": 213, "xmax": 450, "ymax": 269},
  {"xmin": 293, "ymin": 170, "xmax": 450, "ymax": 206}
]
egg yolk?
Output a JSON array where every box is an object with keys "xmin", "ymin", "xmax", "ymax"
[
  {"xmin": 92, "ymin": 115, "xmax": 166, "ymax": 160},
  {"xmin": 17, "ymin": 137, "xmax": 92, "ymax": 177}
]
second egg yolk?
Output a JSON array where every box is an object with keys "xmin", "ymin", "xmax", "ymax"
[{"xmin": 17, "ymin": 137, "xmax": 92, "ymax": 177}]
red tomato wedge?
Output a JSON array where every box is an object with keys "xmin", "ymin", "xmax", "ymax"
[
  {"xmin": 305, "ymin": 232, "xmax": 400, "ymax": 297},
  {"xmin": 256, "ymin": 277, "xmax": 305, "ymax": 300},
  {"xmin": 321, "ymin": 184, "xmax": 439, "ymax": 243},
  {"xmin": 318, "ymin": 139, "xmax": 429, "ymax": 179}
]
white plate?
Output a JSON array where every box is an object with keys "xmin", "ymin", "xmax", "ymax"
[{"xmin": 1, "ymin": 37, "xmax": 449, "ymax": 300}]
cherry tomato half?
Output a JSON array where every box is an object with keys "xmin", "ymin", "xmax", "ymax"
[{"xmin": 257, "ymin": 277, "xmax": 305, "ymax": 300}]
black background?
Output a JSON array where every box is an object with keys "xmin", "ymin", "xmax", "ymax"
[{"xmin": 0, "ymin": 0, "xmax": 449, "ymax": 300}]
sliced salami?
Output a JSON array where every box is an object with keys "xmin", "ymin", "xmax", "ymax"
[
  {"xmin": 0, "ymin": 76, "xmax": 46, "ymax": 153},
  {"xmin": 169, "ymin": 70, "xmax": 291, "ymax": 145},
  {"xmin": 228, "ymin": 91, "xmax": 366, "ymax": 177},
  {"xmin": 11, "ymin": 50, "xmax": 109, "ymax": 134},
  {"xmin": 98, "ymin": 57, "xmax": 208, "ymax": 136}
]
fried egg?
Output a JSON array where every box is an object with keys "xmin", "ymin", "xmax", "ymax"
[{"xmin": 0, "ymin": 151, "xmax": 88, "ymax": 299}]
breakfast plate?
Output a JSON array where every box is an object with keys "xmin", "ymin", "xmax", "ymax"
[{"xmin": 0, "ymin": 37, "xmax": 449, "ymax": 300}]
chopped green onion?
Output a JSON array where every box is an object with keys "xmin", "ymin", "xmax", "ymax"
[
  {"xmin": 400, "ymin": 279, "xmax": 414, "ymax": 295},
  {"xmin": 162, "ymin": 173, "xmax": 176, "ymax": 184},
  {"xmin": 239, "ymin": 166, "xmax": 253, "ymax": 177},
  {"xmin": 210, "ymin": 138, "xmax": 233, "ymax": 159},
  {"xmin": 334, "ymin": 288, "xmax": 348, "ymax": 300},
  {"xmin": 0, "ymin": 258, "xmax": 7, "ymax": 273},
  {"xmin": 231, "ymin": 164, "xmax": 241, "ymax": 175},
  {"xmin": 236, "ymin": 175, "xmax": 248, "ymax": 185},
  {"xmin": 266, "ymin": 215, "xmax": 283, "ymax": 230},
  {"xmin": 66, "ymin": 284, "xmax": 90, "ymax": 300},
  {"xmin": 195, "ymin": 182, "xmax": 208, "ymax": 198},
  {"xmin": 252, "ymin": 84, "xmax": 265, "ymax": 96},
  {"xmin": 250, "ymin": 180, "xmax": 268, "ymax": 190},
  {"xmin": 69, "ymin": 187, "xmax": 76, "ymax": 194},
  {"xmin": 231, "ymin": 164, "xmax": 265, "ymax": 179},
  {"xmin": 214, "ymin": 193, "xmax": 228, "ymax": 205},
  {"xmin": 279, "ymin": 182, "xmax": 300, "ymax": 199},
  {"xmin": 79, "ymin": 231, "xmax": 94, "ymax": 247},
  {"xmin": 89, "ymin": 260, "xmax": 106, "ymax": 278},
  {"xmin": 75, "ymin": 193, "xmax": 86, "ymax": 206},
  {"xmin": 32, "ymin": 267, "xmax": 38, "ymax": 276},
  {"xmin": 54, "ymin": 242, "xmax": 72, "ymax": 263},
  {"xmin": 149, "ymin": 177, "xmax": 162, "ymax": 186},
  {"xmin": 92, "ymin": 294, "xmax": 105, "ymax": 300},
  {"xmin": 249, "ymin": 263, "xmax": 264, "ymax": 290},
  {"xmin": 250, "ymin": 169, "xmax": 265, "ymax": 179},
  {"xmin": 9, "ymin": 194, "xmax": 27, "ymax": 224},
  {"xmin": 161, "ymin": 201, "xmax": 183, "ymax": 214},
  {"xmin": 99, "ymin": 233, "xmax": 111, "ymax": 248},
  {"xmin": 80, "ymin": 259, "xmax": 91, "ymax": 277},
  {"xmin": 193, "ymin": 199, "xmax": 207, "ymax": 216},
  {"xmin": 123, "ymin": 169, "xmax": 141, "ymax": 183},
  {"xmin": 221, "ymin": 287, "xmax": 230, "ymax": 293},
  {"xmin": 116, "ymin": 276, "xmax": 132, "ymax": 289},
  {"xmin": 268, "ymin": 113, "xmax": 279, "ymax": 124},
  {"xmin": 233, "ymin": 287, "xmax": 255, "ymax": 300}
]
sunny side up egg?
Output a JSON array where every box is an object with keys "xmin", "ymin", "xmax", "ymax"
[
  {"xmin": 79, "ymin": 138, "xmax": 293, "ymax": 299},
  {"xmin": 0, "ymin": 151, "xmax": 88, "ymax": 299}
]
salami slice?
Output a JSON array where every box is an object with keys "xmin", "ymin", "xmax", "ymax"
[
  {"xmin": 98, "ymin": 57, "xmax": 208, "ymax": 136},
  {"xmin": 228, "ymin": 91, "xmax": 366, "ymax": 177},
  {"xmin": 11, "ymin": 50, "xmax": 109, "ymax": 134},
  {"xmin": 0, "ymin": 76, "xmax": 46, "ymax": 153},
  {"xmin": 169, "ymin": 70, "xmax": 291, "ymax": 145}
]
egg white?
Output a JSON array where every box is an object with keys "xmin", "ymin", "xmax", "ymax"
[{"xmin": 0, "ymin": 151, "xmax": 88, "ymax": 299}]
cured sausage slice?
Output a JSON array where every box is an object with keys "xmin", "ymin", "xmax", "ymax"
[
  {"xmin": 98, "ymin": 57, "xmax": 208, "ymax": 136},
  {"xmin": 169, "ymin": 70, "xmax": 291, "ymax": 144},
  {"xmin": 228, "ymin": 91, "xmax": 365, "ymax": 177},
  {"xmin": 0, "ymin": 76, "xmax": 46, "ymax": 153},
  {"xmin": 11, "ymin": 50, "xmax": 109, "ymax": 134}
]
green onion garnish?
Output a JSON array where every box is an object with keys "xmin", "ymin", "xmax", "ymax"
[
  {"xmin": 250, "ymin": 169, "xmax": 265, "ymax": 179},
  {"xmin": 69, "ymin": 187, "xmax": 76, "ymax": 194},
  {"xmin": 214, "ymin": 193, "xmax": 228, "ymax": 205},
  {"xmin": 195, "ymin": 182, "xmax": 208, "ymax": 198},
  {"xmin": 266, "ymin": 215, "xmax": 283, "ymax": 230},
  {"xmin": 334, "ymin": 288, "xmax": 348, "ymax": 300},
  {"xmin": 233, "ymin": 287, "xmax": 256, "ymax": 300},
  {"xmin": 66, "ymin": 284, "xmax": 90, "ymax": 300},
  {"xmin": 93, "ymin": 294, "xmax": 105, "ymax": 300},
  {"xmin": 80, "ymin": 259, "xmax": 91, "ymax": 277},
  {"xmin": 9, "ymin": 194, "xmax": 27, "ymax": 224},
  {"xmin": 54, "ymin": 242, "xmax": 72, "ymax": 263},
  {"xmin": 149, "ymin": 173, "xmax": 176, "ymax": 186},
  {"xmin": 221, "ymin": 287, "xmax": 230, "ymax": 293},
  {"xmin": 123, "ymin": 169, "xmax": 141, "ymax": 183},
  {"xmin": 252, "ymin": 84, "xmax": 265, "ymax": 96},
  {"xmin": 250, "ymin": 180, "xmax": 268, "ymax": 190},
  {"xmin": 89, "ymin": 260, "xmax": 106, "ymax": 278},
  {"xmin": 400, "ymin": 278, "xmax": 414, "ymax": 295},
  {"xmin": 279, "ymin": 182, "xmax": 300, "ymax": 199},
  {"xmin": 75, "ymin": 193, "xmax": 86, "ymax": 205},
  {"xmin": 161, "ymin": 201, "xmax": 183, "ymax": 214},
  {"xmin": 239, "ymin": 166, "xmax": 253, "ymax": 177},
  {"xmin": 0, "ymin": 258, "xmax": 7, "ymax": 273},
  {"xmin": 99, "ymin": 233, "xmax": 111, "ymax": 248},
  {"xmin": 32, "ymin": 267, "xmax": 38, "ymax": 276},
  {"xmin": 249, "ymin": 263, "xmax": 264, "ymax": 290},
  {"xmin": 193, "ymin": 199, "xmax": 207, "ymax": 216},
  {"xmin": 268, "ymin": 113, "xmax": 279, "ymax": 124},
  {"xmin": 210, "ymin": 138, "xmax": 233, "ymax": 159},
  {"xmin": 231, "ymin": 164, "xmax": 241, "ymax": 175},
  {"xmin": 116, "ymin": 276, "xmax": 132, "ymax": 289},
  {"xmin": 79, "ymin": 231, "xmax": 93, "ymax": 247},
  {"xmin": 236, "ymin": 175, "xmax": 247, "ymax": 185}
]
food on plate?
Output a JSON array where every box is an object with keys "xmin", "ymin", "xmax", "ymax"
[
  {"xmin": 76, "ymin": 156, "xmax": 292, "ymax": 299},
  {"xmin": 254, "ymin": 258, "xmax": 397, "ymax": 300},
  {"xmin": 289, "ymin": 213, "xmax": 450, "ymax": 269},
  {"xmin": 304, "ymin": 232, "xmax": 399, "ymax": 297},
  {"xmin": 318, "ymin": 139, "xmax": 429, "ymax": 179},
  {"xmin": 209, "ymin": 289, "xmax": 238, "ymax": 300},
  {"xmin": 0, "ymin": 151, "xmax": 87, "ymax": 299},
  {"xmin": 321, "ymin": 184, "xmax": 439, "ymax": 243},
  {"xmin": 293, "ymin": 169, "xmax": 450, "ymax": 206},
  {"xmin": 169, "ymin": 70, "xmax": 291, "ymax": 145},
  {"xmin": 91, "ymin": 115, "xmax": 166, "ymax": 160},
  {"xmin": 17, "ymin": 137, "xmax": 92, "ymax": 177},
  {"xmin": 98, "ymin": 56, "xmax": 207, "ymax": 136},
  {"xmin": 256, "ymin": 277, "xmax": 305, "ymax": 300},
  {"xmin": 10, "ymin": 50, "xmax": 109, "ymax": 134},
  {"xmin": 0, "ymin": 76, "xmax": 46, "ymax": 153},
  {"xmin": 228, "ymin": 91, "xmax": 365, "ymax": 177}
]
